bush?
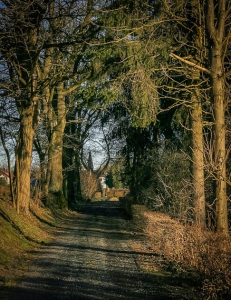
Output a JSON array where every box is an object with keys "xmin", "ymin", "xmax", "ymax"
[
  {"xmin": 119, "ymin": 195, "xmax": 133, "ymax": 218},
  {"xmin": 0, "ymin": 178, "xmax": 7, "ymax": 186},
  {"xmin": 46, "ymin": 191, "xmax": 68, "ymax": 209},
  {"xmin": 140, "ymin": 144, "xmax": 193, "ymax": 222},
  {"xmin": 132, "ymin": 207, "xmax": 231, "ymax": 300},
  {"xmin": 80, "ymin": 171, "xmax": 99, "ymax": 201}
]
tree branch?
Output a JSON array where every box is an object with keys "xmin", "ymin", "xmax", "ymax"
[{"xmin": 169, "ymin": 53, "xmax": 211, "ymax": 75}]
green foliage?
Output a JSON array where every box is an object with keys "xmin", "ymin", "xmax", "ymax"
[
  {"xmin": 0, "ymin": 178, "xmax": 6, "ymax": 186},
  {"xmin": 120, "ymin": 124, "xmax": 158, "ymax": 200},
  {"xmin": 108, "ymin": 160, "xmax": 126, "ymax": 189},
  {"xmin": 106, "ymin": 171, "xmax": 113, "ymax": 188},
  {"xmin": 90, "ymin": 0, "xmax": 173, "ymax": 128}
]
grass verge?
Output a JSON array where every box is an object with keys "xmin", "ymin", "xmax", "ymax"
[{"xmin": 0, "ymin": 186, "xmax": 74, "ymax": 287}]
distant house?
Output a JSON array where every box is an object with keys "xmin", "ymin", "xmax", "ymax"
[
  {"xmin": 0, "ymin": 169, "xmax": 11, "ymax": 185},
  {"xmin": 99, "ymin": 175, "xmax": 107, "ymax": 190}
]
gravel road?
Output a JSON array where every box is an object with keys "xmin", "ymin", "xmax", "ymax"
[{"xmin": 1, "ymin": 201, "xmax": 197, "ymax": 300}]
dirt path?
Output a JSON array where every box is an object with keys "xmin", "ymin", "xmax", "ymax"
[{"xmin": 1, "ymin": 201, "xmax": 198, "ymax": 300}]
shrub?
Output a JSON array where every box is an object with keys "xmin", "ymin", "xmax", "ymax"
[
  {"xmin": 80, "ymin": 171, "xmax": 99, "ymax": 201},
  {"xmin": 46, "ymin": 191, "xmax": 68, "ymax": 209},
  {"xmin": 0, "ymin": 177, "xmax": 7, "ymax": 186},
  {"xmin": 134, "ymin": 208, "xmax": 231, "ymax": 300},
  {"xmin": 140, "ymin": 146, "xmax": 193, "ymax": 222}
]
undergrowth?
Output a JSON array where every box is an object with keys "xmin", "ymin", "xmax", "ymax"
[{"xmin": 130, "ymin": 205, "xmax": 231, "ymax": 300}]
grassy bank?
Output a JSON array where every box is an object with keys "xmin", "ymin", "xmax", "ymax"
[{"xmin": 0, "ymin": 186, "xmax": 72, "ymax": 286}]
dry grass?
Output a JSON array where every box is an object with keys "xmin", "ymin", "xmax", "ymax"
[{"xmin": 131, "ymin": 205, "xmax": 231, "ymax": 300}]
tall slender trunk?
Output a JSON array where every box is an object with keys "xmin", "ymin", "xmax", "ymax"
[
  {"xmin": 75, "ymin": 151, "xmax": 83, "ymax": 201},
  {"xmin": 0, "ymin": 126, "xmax": 15, "ymax": 206},
  {"xmin": 189, "ymin": 0, "xmax": 206, "ymax": 227},
  {"xmin": 212, "ymin": 66, "xmax": 227, "ymax": 233},
  {"xmin": 191, "ymin": 90, "xmax": 206, "ymax": 227},
  {"xmin": 38, "ymin": 151, "xmax": 47, "ymax": 201},
  {"xmin": 190, "ymin": 0, "xmax": 206, "ymax": 224},
  {"xmin": 63, "ymin": 108, "xmax": 77, "ymax": 204},
  {"xmin": 206, "ymin": 0, "xmax": 228, "ymax": 234}
]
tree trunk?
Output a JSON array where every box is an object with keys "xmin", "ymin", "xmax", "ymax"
[
  {"xmin": 212, "ymin": 68, "xmax": 228, "ymax": 233},
  {"xmin": 15, "ymin": 104, "xmax": 36, "ymax": 214},
  {"xmin": 48, "ymin": 130, "xmax": 64, "ymax": 192},
  {"xmin": 75, "ymin": 152, "xmax": 83, "ymax": 201},
  {"xmin": 63, "ymin": 149, "xmax": 77, "ymax": 204},
  {"xmin": 39, "ymin": 152, "xmax": 47, "ymax": 202},
  {"xmin": 190, "ymin": 0, "xmax": 206, "ymax": 225},
  {"xmin": 206, "ymin": 0, "xmax": 228, "ymax": 234},
  {"xmin": 0, "ymin": 126, "xmax": 15, "ymax": 207},
  {"xmin": 48, "ymin": 82, "xmax": 66, "ymax": 194},
  {"xmin": 191, "ymin": 91, "xmax": 206, "ymax": 227}
]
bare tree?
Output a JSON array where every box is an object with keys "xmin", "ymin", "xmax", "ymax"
[
  {"xmin": 168, "ymin": 0, "xmax": 231, "ymax": 233},
  {"xmin": 0, "ymin": 0, "xmax": 112, "ymax": 211},
  {"xmin": 0, "ymin": 0, "xmax": 49, "ymax": 213},
  {"xmin": 206, "ymin": 0, "xmax": 231, "ymax": 233}
]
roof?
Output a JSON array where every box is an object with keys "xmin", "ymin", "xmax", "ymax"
[{"xmin": 1, "ymin": 170, "xmax": 9, "ymax": 177}]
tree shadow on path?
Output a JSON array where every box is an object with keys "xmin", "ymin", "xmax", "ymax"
[{"xmin": 0, "ymin": 201, "xmax": 200, "ymax": 300}]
